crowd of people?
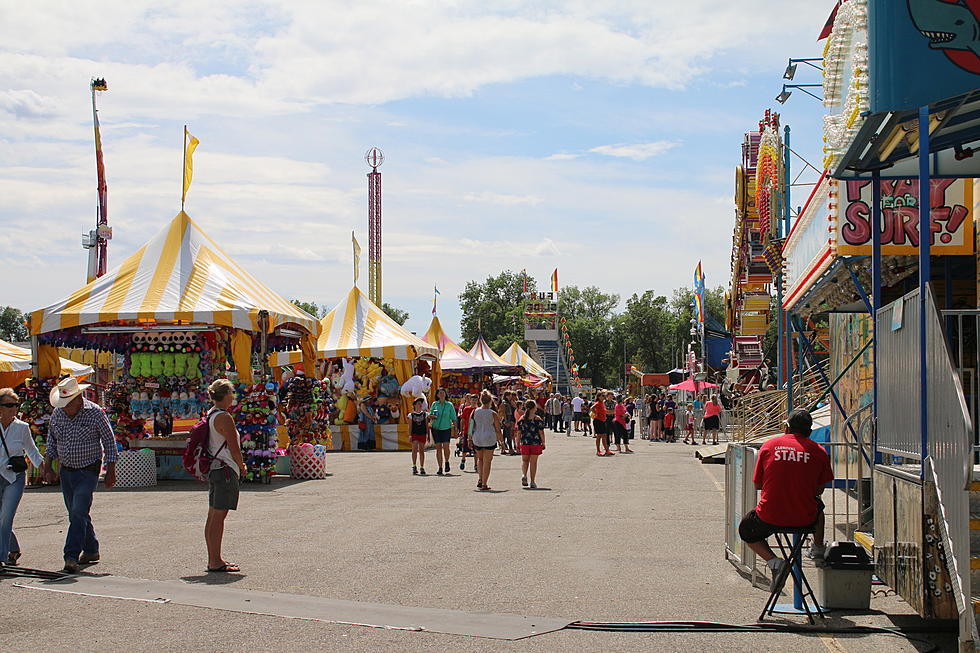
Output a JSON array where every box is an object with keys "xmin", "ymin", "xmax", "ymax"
[{"xmin": 0, "ymin": 377, "xmax": 730, "ymax": 575}]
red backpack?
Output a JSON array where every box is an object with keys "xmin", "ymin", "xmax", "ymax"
[{"xmin": 182, "ymin": 410, "xmax": 227, "ymax": 481}]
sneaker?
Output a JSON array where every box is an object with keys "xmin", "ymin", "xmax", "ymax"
[
  {"xmin": 522, "ymin": 476, "xmax": 529, "ymax": 487},
  {"xmin": 460, "ymin": 460, "xmax": 465, "ymax": 470},
  {"xmin": 63, "ymin": 559, "xmax": 80, "ymax": 574},
  {"xmin": 529, "ymin": 481, "xmax": 537, "ymax": 489},
  {"xmin": 767, "ymin": 558, "xmax": 787, "ymax": 593},
  {"xmin": 412, "ymin": 466, "xmax": 418, "ymax": 475},
  {"xmin": 436, "ymin": 469, "xmax": 444, "ymax": 476},
  {"xmin": 420, "ymin": 468, "xmax": 426, "ymax": 475}
]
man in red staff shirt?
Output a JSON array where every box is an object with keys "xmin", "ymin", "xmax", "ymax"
[{"xmin": 738, "ymin": 408, "xmax": 834, "ymax": 590}]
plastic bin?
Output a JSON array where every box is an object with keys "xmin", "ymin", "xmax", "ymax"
[{"xmin": 818, "ymin": 541, "xmax": 874, "ymax": 609}]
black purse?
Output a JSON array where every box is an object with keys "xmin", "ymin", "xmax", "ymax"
[{"xmin": 0, "ymin": 424, "xmax": 28, "ymax": 474}]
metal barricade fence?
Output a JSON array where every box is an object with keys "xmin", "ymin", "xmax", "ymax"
[{"xmin": 875, "ymin": 290, "xmax": 922, "ymax": 459}]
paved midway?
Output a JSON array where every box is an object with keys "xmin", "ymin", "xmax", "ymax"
[{"xmin": 3, "ymin": 432, "xmax": 952, "ymax": 652}]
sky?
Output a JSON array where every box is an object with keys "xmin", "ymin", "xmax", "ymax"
[{"xmin": 0, "ymin": 0, "xmax": 834, "ymax": 341}]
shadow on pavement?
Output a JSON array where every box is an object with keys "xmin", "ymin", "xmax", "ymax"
[{"xmin": 181, "ymin": 573, "xmax": 246, "ymax": 585}]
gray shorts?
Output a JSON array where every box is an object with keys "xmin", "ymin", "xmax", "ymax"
[{"xmin": 208, "ymin": 467, "xmax": 240, "ymax": 511}]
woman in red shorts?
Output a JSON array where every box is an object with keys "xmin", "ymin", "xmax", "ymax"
[
  {"xmin": 591, "ymin": 393, "xmax": 612, "ymax": 456},
  {"xmin": 517, "ymin": 400, "xmax": 546, "ymax": 489}
]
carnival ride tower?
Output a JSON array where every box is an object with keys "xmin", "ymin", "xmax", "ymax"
[
  {"xmin": 523, "ymin": 289, "xmax": 568, "ymax": 393},
  {"xmin": 82, "ymin": 77, "xmax": 112, "ymax": 283},
  {"xmin": 366, "ymin": 147, "xmax": 383, "ymax": 305}
]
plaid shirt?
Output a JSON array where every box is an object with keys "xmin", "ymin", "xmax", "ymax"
[{"xmin": 46, "ymin": 398, "xmax": 118, "ymax": 469}]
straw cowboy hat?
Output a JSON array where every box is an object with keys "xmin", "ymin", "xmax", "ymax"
[{"xmin": 49, "ymin": 376, "xmax": 90, "ymax": 409}]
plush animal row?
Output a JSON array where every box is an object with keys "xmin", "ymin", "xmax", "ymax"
[
  {"xmin": 131, "ymin": 331, "xmax": 203, "ymax": 353},
  {"xmin": 129, "ymin": 391, "xmax": 206, "ymax": 420},
  {"xmin": 128, "ymin": 352, "xmax": 202, "ymax": 379}
]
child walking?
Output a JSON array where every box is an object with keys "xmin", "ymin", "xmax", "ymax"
[
  {"xmin": 458, "ymin": 393, "xmax": 476, "ymax": 471},
  {"xmin": 409, "ymin": 398, "xmax": 428, "ymax": 475},
  {"xmin": 682, "ymin": 404, "xmax": 696, "ymax": 445}
]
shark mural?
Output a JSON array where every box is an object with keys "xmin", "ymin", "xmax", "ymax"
[{"xmin": 908, "ymin": 0, "xmax": 980, "ymax": 73}]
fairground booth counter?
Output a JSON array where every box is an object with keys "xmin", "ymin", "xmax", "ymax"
[
  {"xmin": 422, "ymin": 316, "xmax": 507, "ymax": 404},
  {"xmin": 270, "ymin": 286, "xmax": 440, "ymax": 452},
  {"xmin": 27, "ymin": 212, "xmax": 320, "ymax": 484}
]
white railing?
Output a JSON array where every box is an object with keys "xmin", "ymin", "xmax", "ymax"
[{"xmin": 875, "ymin": 290, "xmax": 922, "ymax": 459}]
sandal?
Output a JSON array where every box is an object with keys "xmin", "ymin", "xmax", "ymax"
[{"xmin": 206, "ymin": 563, "xmax": 241, "ymax": 573}]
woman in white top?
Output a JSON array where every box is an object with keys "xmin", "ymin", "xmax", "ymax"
[
  {"xmin": 471, "ymin": 391, "xmax": 503, "ymax": 491},
  {"xmin": 204, "ymin": 379, "xmax": 247, "ymax": 573},
  {"xmin": 0, "ymin": 387, "xmax": 42, "ymax": 568}
]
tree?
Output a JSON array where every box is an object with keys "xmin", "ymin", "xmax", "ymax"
[
  {"xmin": 380, "ymin": 302, "xmax": 410, "ymax": 326},
  {"xmin": 0, "ymin": 306, "xmax": 27, "ymax": 342},
  {"xmin": 620, "ymin": 291, "xmax": 677, "ymax": 374},
  {"xmin": 559, "ymin": 285, "xmax": 620, "ymax": 321},
  {"xmin": 459, "ymin": 270, "xmax": 533, "ymax": 351},
  {"xmin": 292, "ymin": 300, "xmax": 328, "ymax": 319}
]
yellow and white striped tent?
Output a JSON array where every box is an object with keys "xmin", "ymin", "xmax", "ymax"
[
  {"xmin": 467, "ymin": 335, "xmax": 512, "ymax": 367},
  {"xmin": 0, "ymin": 339, "xmax": 93, "ymax": 388},
  {"xmin": 270, "ymin": 286, "xmax": 440, "ymax": 366},
  {"xmin": 501, "ymin": 342, "xmax": 551, "ymax": 379},
  {"xmin": 29, "ymin": 212, "xmax": 320, "ymax": 337}
]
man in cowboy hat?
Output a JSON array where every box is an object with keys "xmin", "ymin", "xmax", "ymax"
[{"xmin": 40, "ymin": 377, "xmax": 117, "ymax": 573}]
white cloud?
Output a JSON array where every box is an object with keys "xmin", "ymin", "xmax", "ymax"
[
  {"xmin": 462, "ymin": 191, "xmax": 543, "ymax": 206},
  {"xmin": 545, "ymin": 153, "xmax": 581, "ymax": 161},
  {"xmin": 589, "ymin": 141, "xmax": 678, "ymax": 161}
]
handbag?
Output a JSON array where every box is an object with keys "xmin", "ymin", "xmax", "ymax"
[{"xmin": 0, "ymin": 423, "xmax": 28, "ymax": 474}]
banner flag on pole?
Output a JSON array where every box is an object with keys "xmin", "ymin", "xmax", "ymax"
[
  {"xmin": 352, "ymin": 231, "xmax": 361, "ymax": 284},
  {"xmin": 521, "ymin": 269, "xmax": 528, "ymax": 293},
  {"xmin": 693, "ymin": 261, "xmax": 705, "ymax": 324},
  {"xmin": 432, "ymin": 284, "xmax": 440, "ymax": 315},
  {"xmin": 551, "ymin": 268, "xmax": 558, "ymax": 292},
  {"xmin": 181, "ymin": 126, "xmax": 199, "ymax": 208}
]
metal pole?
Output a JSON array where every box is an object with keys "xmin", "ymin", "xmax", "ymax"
[
  {"xmin": 917, "ymin": 105, "xmax": 930, "ymax": 471},
  {"xmin": 787, "ymin": 311, "xmax": 795, "ymax": 413},
  {"xmin": 871, "ymin": 169, "xmax": 882, "ymax": 435},
  {"xmin": 781, "ymin": 125, "xmax": 792, "ymax": 391}
]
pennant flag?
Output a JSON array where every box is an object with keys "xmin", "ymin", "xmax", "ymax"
[
  {"xmin": 693, "ymin": 261, "xmax": 705, "ymax": 324},
  {"xmin": 551, "ymin": 268, "xmax": 558, "ymax": 292},
  {"xmin": 352, "ymin": 231, "xmax": 361, "ymax": 284},
  {"xmin": 522, "ymin": 269, "xmax": 528, "ymax": 293},
  {"xmin": 817, "ymin": 1, "xmax": 841, "ymax": 40},
  {"xmin": 432, "ymin": 284, "xmax": 440, "ymax": 315},
  {"xmin": 182, "ymin": 126, "xmax": 200, "ymax": 207}
]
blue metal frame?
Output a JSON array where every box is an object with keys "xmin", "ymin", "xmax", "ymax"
[
  {"xmin": 871, "ymin": 170, "xmax": 881, "ymax": 452},
  {"xmin": 784, "ymin": 125, "xmax": 793, "ymax": 410},
  {"xmin": 918, "ymin": 105, "xmax": 930, "ymax": 475},
  {"xmin": 845, "ymin": 262, "xmax": 873, "ymax": 315}
]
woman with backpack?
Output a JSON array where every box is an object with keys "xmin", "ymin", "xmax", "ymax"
[
  {"xmin": 471, "ymin": 391, "xmax": 503, "ymax": 491},
  {"xmin": 204, "ymin": 379, "xmax": 247, "ymax": 573}
]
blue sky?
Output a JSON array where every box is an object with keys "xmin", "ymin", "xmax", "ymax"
[{"xmin": 0, "ymin": 1, "xmax": 833, "ymax": 341}]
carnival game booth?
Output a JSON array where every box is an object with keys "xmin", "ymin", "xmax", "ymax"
[
  {"xmin": 423, "ymin": 316, "xmax": 509, "ymax": 404},
  {"xmin": 500, "ymin": 342, "xmax": 553, "ymax": 388},
  {"xmin": 28, "ymin": 211, "xmax": 320, "ymax": 483},
  {"xmin": 271, "ymin": 286, "xmax": 440, "ymax": 452}
]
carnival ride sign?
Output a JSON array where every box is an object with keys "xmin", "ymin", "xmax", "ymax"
[{"xmin": 835, "ymin": 178, "xmax": 975, "ymax": 255}]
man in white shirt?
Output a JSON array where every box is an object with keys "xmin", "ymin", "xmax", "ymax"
[{"xmin": 571, "ymin": 394, "xmax": 584, "ymax": 432}]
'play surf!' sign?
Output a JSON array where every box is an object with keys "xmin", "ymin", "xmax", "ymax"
[{"xmin": 835, "ymin": 178, "xmax": 975, "ymax": 255}]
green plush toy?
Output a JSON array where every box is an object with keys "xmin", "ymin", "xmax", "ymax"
[
  {"xmin": 173, "ymin": 353, "xmax": 187, "ymax": 377},
  {"xmin": 130, "ymin": 352, "xmax": 150, "ymax": 378},
  {"xmin": 162, "ymin": 353, "xmax": 175, "ymax": 376},
  {"xmin": 150, "ymin": 353, "xmax": 165, "ymax": 377},
  {"xmin": 186, "ymin": 353, "xmax": 200, "ymax": 379}
]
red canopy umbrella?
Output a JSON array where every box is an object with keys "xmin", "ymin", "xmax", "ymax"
[{"xmin": 668, "ymin": 378, "xmax": 720, "ymax": 392}]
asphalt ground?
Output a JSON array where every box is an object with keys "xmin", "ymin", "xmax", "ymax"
[{"xmin": 2, "ymin": 428, "xmax": 955, "ymax": 652}]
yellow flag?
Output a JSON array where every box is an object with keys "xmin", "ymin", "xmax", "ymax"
[
  {"xmin": 182, "ymin": 127, "xmax": 200, "ymax": 206},
  {"xmin": 352, "ymin": 231, "xmax": 361, "ymax": 284}
]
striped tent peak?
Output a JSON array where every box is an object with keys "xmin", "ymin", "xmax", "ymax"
[
  {"xmin": 0, "ymin": 339, "xmax": 92, "ymax": 377},
  {"xmin": 501, "ymin": 342, "xmax": 551, "ymax": 379},
  {"xmin": 422, "ymin": 316, "xmax": 501, "ymax": 371},
  {"xmin": 467, "ymin": 335, "xmax": 510, "ymax": 367},
  {"xmin": 274, "ymin": 286, "xmax": 440, "ymax": 364},
  {"xmin": 30, "ymin": 211, "xmax": 320, "ymax": 337}
]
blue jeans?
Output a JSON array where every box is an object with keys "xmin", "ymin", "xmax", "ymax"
[
  {"xmin": 358, "ymin": 418, "xmax": 375, "ymax": 448},
  {"xmin": 60, "ymin": 467, "xmax": 100, "ymax": 562},
  {"xmin": 0, "ymin": 473, "xmax": 25, "ymax": 561}
]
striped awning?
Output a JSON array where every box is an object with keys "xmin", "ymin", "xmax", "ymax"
[
  {"xmin": 0, "ymin": 339, "xmax": 93, "ymax": 377},
  {"xmin": 422, "ymin": 316, "xmax": 505, "ymax": 372},
  {"xmin": 467, "ymin": 335, "xmax": 511, "ymax": 367},
  {"xmin": 30, "ymin": 212, "xmax": 319, "ymax": 337},
  {"xmin": 500, "ymin": 342, "xmax": 551, "ymax": 379},
  {"xmin": 270, "ymin": 286, "xmax": 440, "ymax": 366}
]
